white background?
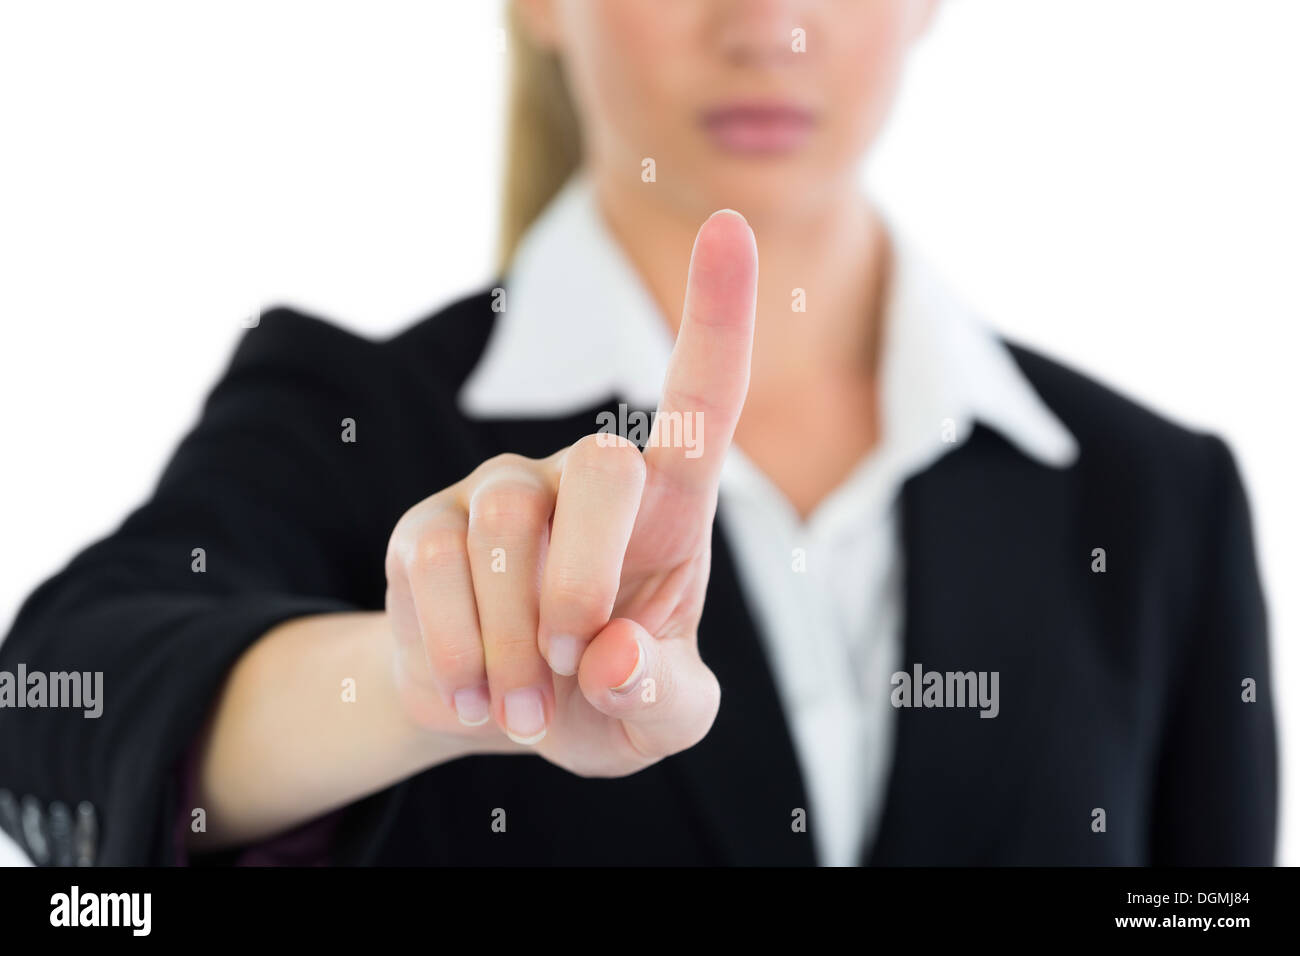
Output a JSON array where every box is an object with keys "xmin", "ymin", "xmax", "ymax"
[{"xmin": 1, "ymin": 0, "xmax": 1296, "ymax": 866}]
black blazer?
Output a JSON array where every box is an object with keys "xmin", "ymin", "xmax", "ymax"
[{"xmin": 0, "ymin": 290, "xmax": 1277, "ymax": 865}]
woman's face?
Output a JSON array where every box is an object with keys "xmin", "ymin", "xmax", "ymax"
[{"xmin": 525, "ymin": 0, "xmax": 938, "ymax": 221}]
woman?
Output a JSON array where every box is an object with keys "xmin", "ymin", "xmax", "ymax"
[{"xmin": 0, "ymin": 0, "xmax": 1276, "ymax": 866}]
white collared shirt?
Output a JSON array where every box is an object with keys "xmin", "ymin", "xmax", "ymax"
[{"xmin": 461, "ymin": 177, "xmax": 1078, "ymax": 866}]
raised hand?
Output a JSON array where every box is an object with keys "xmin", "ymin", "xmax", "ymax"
[{"xmin": 385, "ymin": 209, "xmax": 758, "ymax": 776}]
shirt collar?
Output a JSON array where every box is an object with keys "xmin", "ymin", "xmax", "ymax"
[
  {"xmin": 461, "ymin": 176, "xmax": 674, "ymax": 417},
  {"xmin": 460, "ymin": 175, "xmax": 1077, "ymax": 474}
]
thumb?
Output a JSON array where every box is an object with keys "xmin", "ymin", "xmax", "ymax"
[{"xmin": 576, "ymin": 618, "xmax": 721, "ymax": 761}]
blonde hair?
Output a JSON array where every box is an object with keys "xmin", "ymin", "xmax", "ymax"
[{"xmin": 498, "ymin": 3, "xmax": 583, "ymax": 271}]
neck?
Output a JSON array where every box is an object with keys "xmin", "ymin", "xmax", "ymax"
[{"xmin": 590, "ymin": 173, "xmax": 890, "ymax": 400}]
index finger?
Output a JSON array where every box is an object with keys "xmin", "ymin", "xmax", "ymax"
[{"xmin": 641, "ymin": 209, "xmax": 758, "ymax": 516}]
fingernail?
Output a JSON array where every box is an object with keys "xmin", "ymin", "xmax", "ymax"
[
  {"xmin": 504, "ymin": 688, "xmax": 547, "ymax": 745},
  {"xmin": 453, "ymin": 685, "xmax": 491, "ymax": 727},
  {"xmin": 610, "ymin": 637, "xmax": 645, "ymax": 696},
  {"xmin": 547, "ymin": 634, "xmax": 582, "ymax": 676}
]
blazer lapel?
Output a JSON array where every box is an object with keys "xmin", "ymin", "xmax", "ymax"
[
  {"xmin": 864, "ymin": 425, "xmax": 1082, "ymax": 865},
  {"xmin": 665, "ymin": 518, "xmax": 818, "ymax": 866}
]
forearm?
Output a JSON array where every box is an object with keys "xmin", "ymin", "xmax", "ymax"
[{"xmin": 186, "ymin": 611, "xmax": 468, "ymax": 851}]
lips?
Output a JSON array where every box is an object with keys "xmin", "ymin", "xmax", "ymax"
[{"xmin": 700, "ymin": 103, "xmax": 817, "ymax": 155}]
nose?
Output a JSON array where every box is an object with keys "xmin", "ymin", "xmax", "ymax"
[{"xmin": 714, "ymin": 0, "xmax": 807, "ymax": 68}]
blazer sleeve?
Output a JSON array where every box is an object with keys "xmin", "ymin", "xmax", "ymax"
[
  {"xmin": 0, "ymin": 310, "xmax": 398, "ymax": 865},
  {"xmin": 1148, "ymin": 434, "xmax": 1277, "ymax": 865}
]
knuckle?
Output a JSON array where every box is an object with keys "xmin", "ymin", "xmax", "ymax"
[
  {"xmin": 386, "ymin": 513, "xmax": 422, "ymax": 578},
  {"xmin": 409, "ymin": 523, "xmax": 469, "ymax": 576},
  {"xmin": 383, "ymin": 546, "xmax": 409, "ymax": 586},
  {"xmin": 661, "ymin": 376, "xmax": 732, "ymax": 419},
  {"xmin": 483, "ymin": 631, "xmax": 544, "ymax": 669},
  {"xmin": 546, "ymin": 568, "xmax": 615, "ymax": 617},
  {"xmin": 570, "ymin": 433, "xmax": 646, "ymax": 483},
  {"xmin": 469, "ymin": 478, "xmax": 552, "ymax": 534},
  {"xmin": 387, "ymin": 496, "xmax": 464, "ymax": 574},
  {"xmin": 472, "ymin": 452, "xmax": 534, "ymax": 480},
  {"xmin": 426, "ymin": 638, "xmax": 484, "ymax": 679}
]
